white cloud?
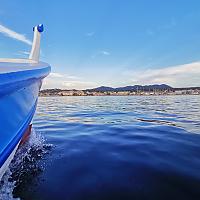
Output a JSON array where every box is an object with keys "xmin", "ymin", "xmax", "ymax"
[
  {"xmin": 126, "ymin": 62, "xmax": 200, "ymax": 87},
  {"xmin": 62, "ymin": 80, "xmax": 96, "ymax": 89},
  {"xmin": 0, "ymin": 23, "xmax": 32, "ymax": 45},
  {"xmin": 66, "ymin": 75, "xmax": 80, "ymax": 79},
  {"xmin": 15, "ymin": 51, "xmax": 30, "ymax": 57},
  {"xmin": 49, "ymin": 73, "xmax": 80, "ymax": 79},
  {"xmin": 19, "ymin": 51, "xmax": 30, "ymax": 55},
  {"xmin": 86, "ymin": 32, "xmax": 95, "ymax": 37},
  {"xmin": 91, "ymin": 50, "xmax": 111, "ymax": 58},
  {"xmin": 42, "ymin": 72, "xmax": 97, "ymax": 89},
  {"xmin": 49, "ymin": 72, "xmax": 64, "ymax": 78},
  {"xmin": 100, "ymin": 51, "xmax": 110, "ymax": 56}
]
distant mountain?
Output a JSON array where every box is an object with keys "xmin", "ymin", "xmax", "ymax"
[
  {"xmin": 174, "ymin": 86, "xmax": 200, "ymax": 90},
  {"xmin": 86, "ymin": 84, "xmax": 172, "ymax": 92},
  {"xmin": 87, "ymin": 86, "xmax": 115, "ymax": 92}
]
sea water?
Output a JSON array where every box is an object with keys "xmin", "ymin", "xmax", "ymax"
[{"xmin": 1, "ymin": 95, "xmax": 200, "ymax": 200}]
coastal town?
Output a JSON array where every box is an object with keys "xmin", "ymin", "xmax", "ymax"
[{"xmin": 40, "ymin": 86, "xmax": 200, "ymax": 96}]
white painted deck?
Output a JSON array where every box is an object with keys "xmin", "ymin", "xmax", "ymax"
[{"xmin": 0, "ymin": 59, "xmax": 49, "ymax": 74}]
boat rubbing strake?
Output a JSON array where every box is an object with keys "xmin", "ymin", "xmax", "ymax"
[{"xmin": 0, "ymin": 24, "xmax": 51, "ymax": 180}]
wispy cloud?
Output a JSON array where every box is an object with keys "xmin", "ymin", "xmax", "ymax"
[
  {"xmin": 85, "ymin": 32, "xmax": 95, "ymax": 37},
  {"xmin": 91, "ymin": 50, "xmax": 111, "ymax": 58},
  {"xmin": 15, "ymin": 51, "xmax": 30, "ymax": 57},
  {"xmin": 146, "ymin": 18, "xmax": 177, "ymax": 36},
  {"xmin": 43, "ymin": 72, "xmax": 97, "ymax": 89},
  {"xmin": 61, "ymin": 80, "xmax": 96, "ymax": 89},
  {"xmin": 100, "ymin": 51, "xmax": 110, "ymax": 56},
  {"xmin": 49, "ymin": 72, "xmax": 64, "ymax": 78},
  {"xmin": 0, "ymin": 23, "xmax": 32, "ymax": 45},
  {"xmin": 125, "ymin": 62, "xmax": 200, "ymax": 87},
  {"xmin": 49, "ymin": 73, "xmax": 80, "ymax": 79},
  {"xmin": 19, "ymin": 51, "xmax": 30, "ymax": 55}
]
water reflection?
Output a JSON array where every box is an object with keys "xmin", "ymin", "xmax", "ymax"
[
  {"xmin": 36, "ymin": 95, "xmax": 200, "ymax": 134},
  {"xmin": 4, "ymin": 95, "xmax": 200, "ymax": 200}
]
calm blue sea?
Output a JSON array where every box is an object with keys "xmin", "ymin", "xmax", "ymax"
[{"xmin": 1, "ymin": 95, "xmax": 200, "ymax": 200}]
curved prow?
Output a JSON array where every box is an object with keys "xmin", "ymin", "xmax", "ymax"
[{"xmin": 29, "ymin": 24, "xmax": 44, "ymax": 62}]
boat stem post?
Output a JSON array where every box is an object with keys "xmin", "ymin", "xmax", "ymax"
[{"xmin": 29, "ymin": 24, "xmax": 44, "ymax": 62}]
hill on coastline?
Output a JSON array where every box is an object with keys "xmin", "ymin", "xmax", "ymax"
[
  {"xmin": 86, "ymin": 84, "xmax": 172, "ymax": 92},
  {"xmin": 40, "ymin": 84, "xmax": 200, "ymax": 96}
]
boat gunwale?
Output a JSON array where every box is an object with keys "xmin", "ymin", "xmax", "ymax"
[{"xmin": 0, "ymin": 64, "xmax": 50, "ymax": 96}]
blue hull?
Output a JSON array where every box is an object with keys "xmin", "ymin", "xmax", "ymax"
[{"xmin": 0, "ymin": 61, "xmax": 50, "ymax": 179}]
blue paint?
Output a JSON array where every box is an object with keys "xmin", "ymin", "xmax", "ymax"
[
  {"xmin": 0, "ymin": 101, "xmax": 37, "ymax": 167},
  {"xmin": 0, "ymin": 61, "xmax": 50, "ymax": 168},
  {"xmin": 0, "ymin": 65, "xmax": 50, "ymax": 96},
  {"xmin": 37, "ymin": 24, "xmax": 44, "ymax": 33},
  {"xmin": 32, "ymin": 24, "xmax": 44, "ymax": 32}
]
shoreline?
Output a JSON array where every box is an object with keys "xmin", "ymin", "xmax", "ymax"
[
  {"xmin": 39, "ymin": 93, "xmax": 200, "ymax": 97},
  {"xmin": 40, "ymin": 86, "xmax": 200, "ymax": 97}
]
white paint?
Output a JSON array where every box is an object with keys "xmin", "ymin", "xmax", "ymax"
[
  {"xmin": 0, "ymin": 141, "xmax": 20, "ymax": 181},
  {"xmin": 0, "ymin": 25, "xmax": 43, "ymax": 64},
  {"xmin": 0, "ymin": 58, "xmax": 37, "ymax": 64},
  {"xmin": 0, "ymin": 60, "xmax": 49, "ymax": 73},
  {"xmin": 29, "ymin": 26, "xmax": 41, "ymax": 62}
]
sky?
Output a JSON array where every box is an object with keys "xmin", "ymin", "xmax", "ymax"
[{"xmin": 0, "ymin": 0, "xmax": 200, "ymax": 89}]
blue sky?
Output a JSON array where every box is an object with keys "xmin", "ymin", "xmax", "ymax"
[{"xmin": 0, "ymin": 0, "xmax": 200, "ymax": 89}]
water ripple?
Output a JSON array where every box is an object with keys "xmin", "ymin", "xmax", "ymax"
[{"xmin": 4, "ymin": 96, "xmax": 200, "ymax": 199}]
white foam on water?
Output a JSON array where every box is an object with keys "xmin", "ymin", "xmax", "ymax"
[
  {"xmin": 0, "ymin": 128, "xmax": 52, "ymax": 200},
  {"xmin": 0, "ymin": 169, "xmax": 19, "ymax": 200}
]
